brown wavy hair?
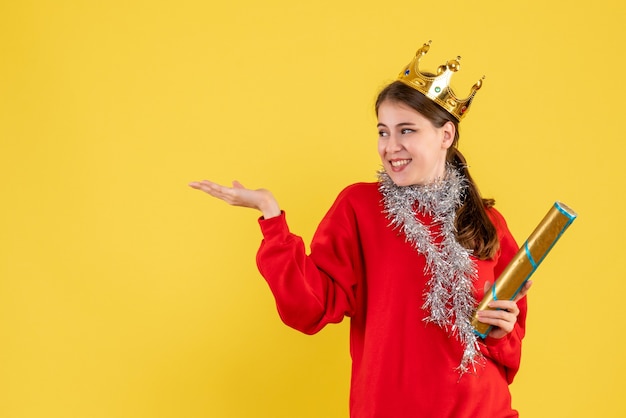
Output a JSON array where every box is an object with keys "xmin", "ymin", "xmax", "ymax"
[{"xmin": 375, "ymin": 81, "xmax": 499, "ymax": 260}]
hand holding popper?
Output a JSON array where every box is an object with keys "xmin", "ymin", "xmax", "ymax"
[{"xmin": 472, "ymin": 202, "xmax": 577, "ymax": 338}]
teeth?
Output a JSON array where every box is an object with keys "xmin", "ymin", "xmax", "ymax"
[{"xmin": 391, "ymin": 159, "xmax": 411, "ymax": 167}]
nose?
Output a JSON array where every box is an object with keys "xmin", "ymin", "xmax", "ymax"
[{"xmin": 385, "ymin": 134, "xmax": 402, "ymax": 154}]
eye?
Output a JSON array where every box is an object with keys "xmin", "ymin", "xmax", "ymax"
[
  {"xmin": 401, "ymin": 128, "xmax": 415, "ymax": 134},
  {"xmin": 378, "ymin": 130, "xmax": 389, "ymax": 138}
]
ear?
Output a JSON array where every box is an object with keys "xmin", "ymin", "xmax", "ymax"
[{"xmin": 441, "ymin": 121, "xmax": 456, "ymax": 149}]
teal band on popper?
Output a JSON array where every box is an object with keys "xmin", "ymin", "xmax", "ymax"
[
  {"xmin": 556, "ymin": 201, "xmax": 577, "ymax": 221},
  {"xmin": 525, "ymin": 241, "xmax": 537, "ymax": 268}
]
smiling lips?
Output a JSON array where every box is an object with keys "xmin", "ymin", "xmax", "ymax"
[{"xmin": 390, "ymin": 159, "xmax": 412, "ymax": 170}]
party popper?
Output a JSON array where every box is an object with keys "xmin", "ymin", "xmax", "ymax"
[{"xmin": 472, "ymin": 202, "xmax": 577, "ymax": 338}]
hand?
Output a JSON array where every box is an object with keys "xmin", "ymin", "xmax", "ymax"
[
  {"xmin": 189, "ymin": 180, "xmax": 281, "ymax": 219},
  {"xmin": 476, "ymin": 280, "xmax": 532, "ymax": 339}
]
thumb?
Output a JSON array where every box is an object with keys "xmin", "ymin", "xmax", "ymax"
[
  {"xmin": 232, "ymin": 180, "xmax": 245, "ymax": 189},
  {"xmin": 483, "ymin": 281, "xmax": 492, "ymax": 294}
]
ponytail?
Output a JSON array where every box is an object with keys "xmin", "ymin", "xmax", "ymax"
[{"xmin": 447, "ymin": 147, "xmax": 499, "ymax": 260}]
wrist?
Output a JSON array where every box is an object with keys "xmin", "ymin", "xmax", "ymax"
[{"xmin": 259, "ymin": 193, "xmax": 280, "ymax": 219}]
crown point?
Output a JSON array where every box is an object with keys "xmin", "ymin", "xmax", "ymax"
[
  {"xmin": 473, "ymin": 77, "xmax": 484, "ymax": 91},
  {"xmin": 447, "ymin": 59, "xmax": 461, "ymax": 72}
]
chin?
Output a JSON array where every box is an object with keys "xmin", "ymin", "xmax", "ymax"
[
  {"xmin": 387, "ymin": 175, "xmax": 413, "ymax": 187},
  {"xmin": 391, "ymin": 176, "xmax": 429, "ymax": 187}
]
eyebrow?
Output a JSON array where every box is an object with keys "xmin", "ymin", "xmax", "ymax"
[{"xmin": 377, "ymin": 122, "xmax": 417, "ymax": 128}]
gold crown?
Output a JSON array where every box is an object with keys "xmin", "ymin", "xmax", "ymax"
[{"xmin": 398, "ymin": 41, "xmax": 484, "ymax": 121}]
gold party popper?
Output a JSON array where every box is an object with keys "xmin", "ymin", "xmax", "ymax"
[{"xmin": 472, "ymin": 202, "xmax": 577, "ymax": 338}]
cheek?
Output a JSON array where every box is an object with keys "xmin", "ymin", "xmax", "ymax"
[{"xmin": 377, "ymin": 141, "xmax": 386, "ymax": 158}]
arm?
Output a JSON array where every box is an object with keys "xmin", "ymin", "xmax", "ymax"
[
  {"xmin": 190, "ymin": 179, "xmax": 360, "ymax": 335},
  {"xmin": 256, "ymin": 189, "xmax": 361, "ymax": 335}
]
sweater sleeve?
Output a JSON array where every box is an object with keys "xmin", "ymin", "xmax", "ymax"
[
  {"xmin": 481, "ymin": 207, "xmax": 528, "ymax": 384},
  {"xmin": 255, "ymin": 189, "xmax": 361, "ymax": 335}
]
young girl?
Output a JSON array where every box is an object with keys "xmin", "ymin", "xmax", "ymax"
[{"xmin": 190, "ymin": 42, "xmax": 530, "ymax": 418}]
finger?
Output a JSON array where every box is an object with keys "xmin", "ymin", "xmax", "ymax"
[
  {"xmin": 487, "ymin": 300, "xmax": 520, "ymax": 316},
  {"xmin": 476, "ymin": 310, "xmax": 516, "ymax": 333},
  {"xmin": 483, "ymin": 280, "xmax": 492, "ymax": 294},
  {"xmin": 513, "ymin": 280, "xmax": 533, "ymax": 302},
  {"xmin": 189, "ymin": 179, "xmax": 220, "ymax": 190},
  {"xmin": 210, "ymin": 183, "xmax": 239, "ymax": 202},
  {"xmin": 479, "ymin": 316, "xmax": 515, "ymax": 334},
  {"xmin": 208, "ymin": 182, "xmax": 259, "ymax": 208},
  {"xmin": 190, "ymin": 180, "xmax": 233, "ymax": 201},
  {"xmin": 232, "ymin": 180, "xmax": 245, "ymax": 189}
]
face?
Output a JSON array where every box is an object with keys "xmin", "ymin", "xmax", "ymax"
[{"xmin": 377, "ymin": 100, "xmax": 455, "ymax": 186}]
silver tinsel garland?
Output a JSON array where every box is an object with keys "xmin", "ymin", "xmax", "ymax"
[{"xmin": 378, "ymin": 166, "xmax": 483, "ymax": 374}]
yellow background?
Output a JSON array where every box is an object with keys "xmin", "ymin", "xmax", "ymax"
[{"xmin": 1, "ymin": 1, "xmax": 624, "ymax": 417}]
